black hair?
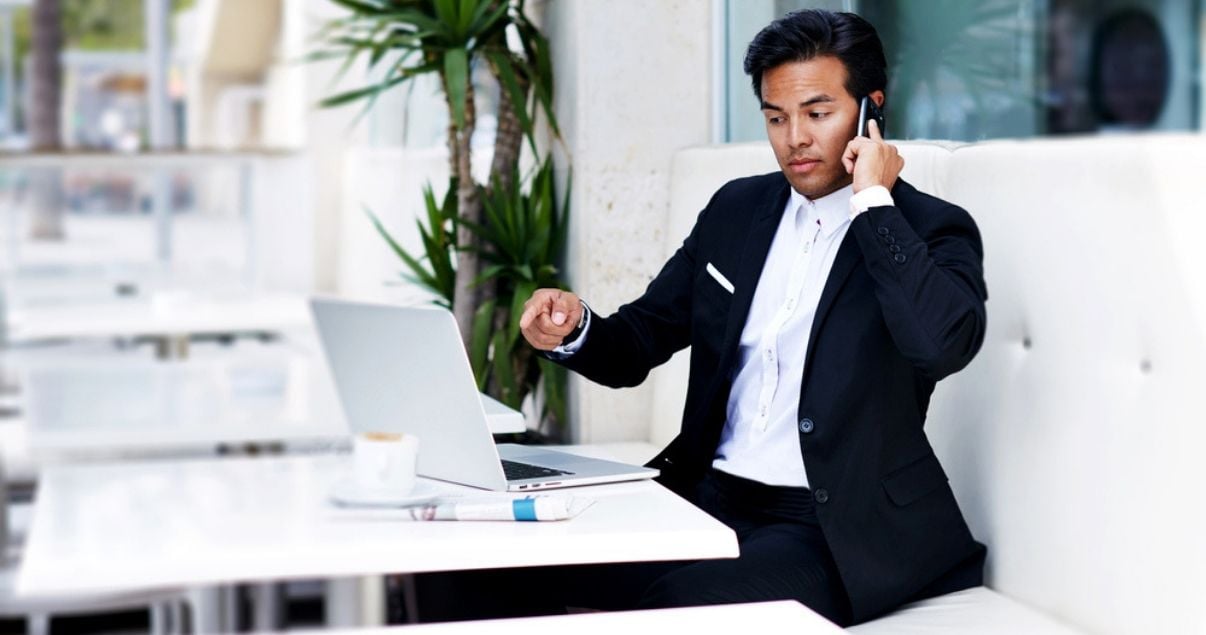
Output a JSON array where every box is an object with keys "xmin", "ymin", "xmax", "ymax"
[{"xmin": 744, "ymin": 9, "xmax": 888, "ymax": 105}]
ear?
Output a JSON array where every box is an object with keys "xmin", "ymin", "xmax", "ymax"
[{"xmin": 870, "ymin": 90, "xmax": 885, "ymax": 109}]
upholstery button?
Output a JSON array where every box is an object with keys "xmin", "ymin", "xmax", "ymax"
[
  {"xmin": 889, "ymin": 244, "xmax": 901, "ymax": 253},
  {"xmin": 893, "ymin": 254, "xmax": 907, "ymax": 264},
  {"xmin": 814, "ymin": 488, "xmax": 829, "ymax": 504},
  {"xmin": 877, "ymin": 226, "xmax": 889, "ymax": 235},
  {"xmin": 799, "ymin": 418, "xmax": 814, "ymax": 434}
]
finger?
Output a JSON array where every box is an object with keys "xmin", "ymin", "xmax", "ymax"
[
  {"xmin": 842, "ymin": 142, "xmax": 858, "ymax": 174},
  {"xmin": 526, "ymin": 329, "xmax": 560, "ymax": 351},
  {"xmin": 551, "ymin": 292, "xmax": 578, "ymax": 327},
  {"xmin": 518, "ymin": 291, "xmax": 553, "ymax": 330},
  {"xmin": 868, "ymin": 117, "xmax": 883, "ymax": 141},
  {"xmin": 518, "ymin": 301, "xmax": 543, "ymax": 330},
  {"xmin": 536, "ymin": 311, "xmax": 571, "ymax": 336},
  {"xmin": 536, "ymin": 332, "xmax": 563, "ymax": 349},
  {"xmin": 549, "ymin": 291, "xmax": 568, "ymax": 326},
  {"xmin": 524, "ymin": 321, "xmax": 562, "ymax": 346}
]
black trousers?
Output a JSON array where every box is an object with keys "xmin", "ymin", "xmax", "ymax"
[{"xmin": 414, "ymin": 469, "xmax": 854, "ymax": 626}]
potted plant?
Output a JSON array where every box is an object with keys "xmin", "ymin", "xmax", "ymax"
[{"xmin": 315, "ymin": 0, "xmax": 570, "ymax": 437}]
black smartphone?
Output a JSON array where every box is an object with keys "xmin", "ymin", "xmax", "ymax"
[{"xmin": 857, "ymin": 96, "xmax": 886, "ymax": 137}]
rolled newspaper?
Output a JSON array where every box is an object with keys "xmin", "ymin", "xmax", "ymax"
[{"xmin": 407, "ymin": 495, "xmax": 594, "ymax": 521}]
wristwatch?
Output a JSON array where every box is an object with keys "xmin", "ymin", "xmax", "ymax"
[{"xmin": 560, "ymin": 301, "xmax": 590, "ymax": 346}]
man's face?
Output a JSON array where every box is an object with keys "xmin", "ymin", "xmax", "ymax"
[{"xmin": 760, "ymin": 56, "xmax": 879, "ymax": 199}]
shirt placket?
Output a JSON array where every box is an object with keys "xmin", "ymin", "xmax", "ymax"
[{"xmin": 753, "ymin": 208, "xmax": 822, "ymax": 432}]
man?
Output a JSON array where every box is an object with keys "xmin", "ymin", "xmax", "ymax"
[{"xmin": 514, "ymin": 9, "xmax": 986, "ymax": 626}]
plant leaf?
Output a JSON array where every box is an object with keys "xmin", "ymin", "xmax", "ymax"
[
  {"xmin": 491, "ymin": 326, "xmax": 519, "ymax": 408},
  {"xmin": 365, "ymin": 206, "xmax": 449, "ymax": 303},
  {"xmin": 469, "ymin": 298, "xmax": 496, "ymax": 387},
  {"xmin": 508, "ymin": 280, "xmax": 537, "ymax": 349}
]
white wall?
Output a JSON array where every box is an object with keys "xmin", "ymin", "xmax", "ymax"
[
  {"xmin": 546, "ymin": 1, "xmax": 714, "ymax": 443},
  {"xmin": 294, "ymin": 0, "xmax": 371, "ymax": 293},
  {"xmin": 334, "ymin": 146, "xmax": 492, "ymax": 306}
]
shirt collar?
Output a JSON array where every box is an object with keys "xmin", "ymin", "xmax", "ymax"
[{"xmin": 789, "ymin": 183, "xmax": 854, "ymax": 239}]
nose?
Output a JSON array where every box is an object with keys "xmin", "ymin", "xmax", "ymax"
[{"xmin": 788, "ymin": 117, "xmax": 812, "ymax": 148}]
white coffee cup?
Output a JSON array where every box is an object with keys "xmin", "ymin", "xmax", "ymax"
[{"xmin": 352, "ymin": 432, "xmax": 419, "ymax": 493}]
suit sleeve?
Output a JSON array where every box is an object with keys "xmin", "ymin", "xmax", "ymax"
[
  {"xmin": 848, "ymin": 201, "xmax": 988, "ymax": 381},
  {"xmin": 543, "ymin": 207, "xmax": 711, "ymax": 388}
]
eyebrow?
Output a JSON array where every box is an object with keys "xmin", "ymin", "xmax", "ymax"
[{"xmin": 760, "ymin": 95, "xmax": 837, "ymax": 111}]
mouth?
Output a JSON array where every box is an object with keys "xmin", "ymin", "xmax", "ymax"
[{"xmin": 787, "ymin": 159, "xmax": 820, "ymax": 174}]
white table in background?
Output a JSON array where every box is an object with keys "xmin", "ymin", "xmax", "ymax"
[
  {"xmin": 18, "ymin": 348, "xmax": 524, "ymax": 456},
  {"xmin": 295, "ymin": 601, "xmax": 844, "ymax": 634},
  {"xmin": 7, "ymin": 294, "xmax": 311, "ymax": 359},
  {"xmin": 20, "ymin": 353, "xmax": 345, "ymax": 453},
  {"xmin": 7, "ymin": 293, "xmax": 311, "ymax": 343},
  {"xmin": 15, "ymin": 452, "xmax": 736, "ymax": 630}
]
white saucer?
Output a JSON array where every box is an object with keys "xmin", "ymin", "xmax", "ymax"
[{"xmin": 329, "ymin": 478, "xmax": 441, "ymax": 508}]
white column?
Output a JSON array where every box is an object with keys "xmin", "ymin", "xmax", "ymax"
[
  {"xmin": 144, "ymin": 0, "xmax": 172, "ymax": 148},
  {"xmin": 300, "ymin": 0, "xmax": 370, "ymax": 292},
  {"xmin": 0, "ymin": 8, "xmax": 14, "ymax": 139},
  {"xmin": 145, "ymin": 0, "xmax": 173, "ymax": 262},
  {"xmin": 545, "ymin": 1, "xmax": 714, "ymax": 443}
]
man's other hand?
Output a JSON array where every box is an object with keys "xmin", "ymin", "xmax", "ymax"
[
  {"xmin": 842, "ymin": 118, "xmax": 904, "ymax": 193},
  {"xmin": 519, "ymin": 288, "xmax": 583, "ymax": 351}
]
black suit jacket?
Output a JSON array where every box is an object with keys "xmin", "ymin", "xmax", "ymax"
[{"xmin": 554, "ymin": 173, "xmax": 988, "ymax": 622}]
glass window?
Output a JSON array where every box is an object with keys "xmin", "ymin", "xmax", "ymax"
[{"xmin": 723, "ymin": 0, "xmax": 1202, "ymax": 141}]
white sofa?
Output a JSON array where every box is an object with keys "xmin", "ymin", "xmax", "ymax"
[{"xmin": 603, "ymin": 134, "xmax": 1206, "ymax": 633}]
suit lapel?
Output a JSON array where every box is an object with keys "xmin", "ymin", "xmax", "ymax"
[
  {"xmin": 802, "ymin": 215, "xmax": 864, "ymax": 371},
  {"xmin": 802, "ymin": 180, "xmax": 914, "ymax": 367},
  {"xmin": 714, "ymin": 179, "xmax": 791, "ymax": 374}
]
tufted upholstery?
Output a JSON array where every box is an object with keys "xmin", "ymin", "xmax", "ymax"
[{"xmin": 638, "ymin": 135, "xmax": 1206, "ymax": 633}]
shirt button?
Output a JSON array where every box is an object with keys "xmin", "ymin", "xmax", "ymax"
[
  {"xmin": 798, "ymin": 418, "xmax": 814, "ymax": 434},
  {"xmin": 877, "ymin": 226, "xmax": 889, "ymax": 236},
  {"xmin": 814, "ymin": 488, "xmax": 830, "ymax": 504},
  {"xmin": 889, "ymin": 244, "xmax": 901, "ymax": 253},
  {"xmin": 894, "ymin": 254, "xmax": 907, "ymax": 264}
]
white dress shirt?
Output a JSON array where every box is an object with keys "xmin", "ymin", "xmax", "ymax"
[
  {"xmin": 712, "ymin": 184, "xmax": 893, "ymax": 487},
  {"xmin": 557, "ymin": 182, "xmax": 894, "ymax": 488}
]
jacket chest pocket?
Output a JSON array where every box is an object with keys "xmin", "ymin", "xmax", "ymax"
[{"xmin": 693, "ymin": 265, "xmax": 734, "ymax": 333}]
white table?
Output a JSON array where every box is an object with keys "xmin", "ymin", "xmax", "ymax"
[
  {"xmin": 15, "ymin": 453, "xmax": 736, "ymax": 629},
  {"xmin": 299, "ymin": 601, "xmax": 845, "ymax": 634},
  {"xmin": 20, "ymin": 354, "xmax": 345, "ymax": 453},
  {"xmin": 17, "ymin": 348, "xmax": 524, "ymax": 455},
  {"xmin": 7, "ymin": 294, "xmax": 310, "ymax": 345}
]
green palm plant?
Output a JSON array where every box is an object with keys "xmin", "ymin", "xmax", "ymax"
[
  {"xmin": 365, "ymin": 179, "xmax": 458, "ymax": 309},
  {"xmin": 316, "ymin": 0, "xmax": 560, "ymax": 345},
  {"xmin": 464, "ymin": 157, "xmax": 569, "ymax": 428},
  {"xmin": 367, "ymin": 158, "xmax": 569, "ymax": 434},
  {"xmin": 318, "ymin": 0, "xmax": 570, "ymax": 435}
]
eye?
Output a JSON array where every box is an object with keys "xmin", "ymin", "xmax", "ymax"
[
  {"xmin": 767, "ymin": 116, "xmax": 785, "ymax": 125},
  {"xmin": 809, "ymin": 112, "xmax": 830, "ymax": 119}
]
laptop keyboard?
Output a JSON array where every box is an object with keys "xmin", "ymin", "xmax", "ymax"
[{"xmin": 501, "ymin": 459, "xmax": 575, "ymax": 481}]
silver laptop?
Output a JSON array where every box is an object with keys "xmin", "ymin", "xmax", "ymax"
[{"xmin": 310, "ymin": 298, "xmax": 659, "ymax": 492}]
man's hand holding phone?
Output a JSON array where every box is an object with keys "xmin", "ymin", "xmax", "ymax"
[
  {"xmin": 519, "ymin": 289, "xmax": 583, "ymax": 351},
  {"xmin": 842, "ymin": 117, "xmax": 904, "ymax": 194}
]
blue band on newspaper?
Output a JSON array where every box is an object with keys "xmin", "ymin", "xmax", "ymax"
[{"xmin": 512, "ymin": 498, "xmax": 538, "ymax": 521}]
